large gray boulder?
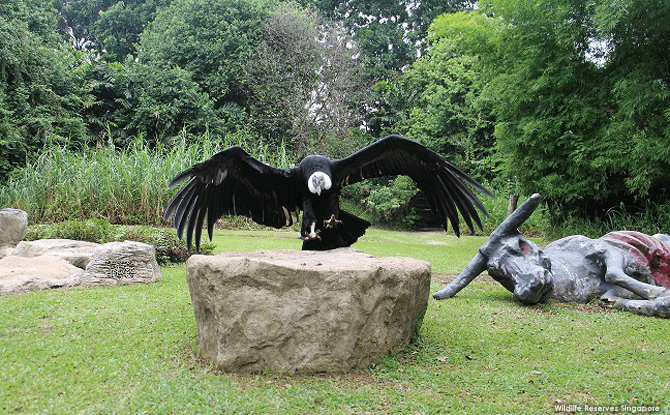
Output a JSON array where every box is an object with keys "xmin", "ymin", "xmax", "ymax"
[
  {"xmin": 0, "ymin": 209, "xmax": 28, "ymax": 258},
  {"xmin": 12, "ymin": 239, "xmax": 100, "ymax": 268},
  {"xmin": 187, "ymin": 248, "xmax": 431, "ymax": 374}
]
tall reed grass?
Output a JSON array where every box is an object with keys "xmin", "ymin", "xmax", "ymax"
[
  {"xmin": 13, "ymin": 132, "xmax": 668, "ymax": 241},
  {"xmin": 0, "ymin": 132, "xmax": 546, "ymax": 236},
  {"xmin": 0, "ymin": 134, "xmax": 294, "ymax": 225}
]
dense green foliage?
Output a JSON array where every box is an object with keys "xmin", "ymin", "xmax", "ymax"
[
  {"xmin": 374, "ymin": 36, "xmax": 497, "ymax": 181},
  {"xmin": 240, "ymin": 3, "xmax": 373, "ymax": 155},
  {"xmin": 1, "ymin": 0, "xmax": 669, "ymax": 233},
  {"xmin": 58, "ymin": 0, "xmax": 172, "ymax": 60},
  {"xmin": 0, "ymin": 1, "xmax": 89, "ymax": 179},
  {"xmin": 426, "ymin": 0, "xmax": 670, "ymax": 222},
  {"xmin": 138, "ymin": 0, "xmax": 269, "ymax": 121},
  {"xmin": 298, "ymin": 0, "xmax": 473, "ymax": 78}
]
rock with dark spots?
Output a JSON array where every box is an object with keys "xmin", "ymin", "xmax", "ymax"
[
  {"xmin": 186, "ymin": 248, "xmax": 431, "ymax": 373},
  {"xmin": 0, "ymin": 240, "xmax": 161, "ymax": 295},
  {"xmin": 76, "ymin": 240, "xmax": 161, "ymax": 286}
]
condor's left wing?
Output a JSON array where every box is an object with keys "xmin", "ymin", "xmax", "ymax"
[{"xmin": 331, "ymin": 134, "xmax": 493, "ymax": 236}]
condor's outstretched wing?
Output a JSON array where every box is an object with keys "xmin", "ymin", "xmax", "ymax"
[
  {"xmin": 331, "ymin": 134, "xmax": 494, "ymax": 236},
  {"xmin": 164, "ymin": 146, "xmax": 302, "ymax": 251}
]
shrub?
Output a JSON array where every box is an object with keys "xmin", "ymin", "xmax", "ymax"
[
  {"xmin": 341, "ymin": 176, "xmax": 421, "ymax": 229},
  {"xmin": 364, "ymin": 176, "xmax": 422, "ymax": 228},
  {"xmin": 25, "ymin": 219, "xmax": 214, "ymax": 264},
  {"xmin": 546, "ymin": 200, "xmax": 670, "ymax": 240},
  {"xmin": 26, "ymin": 218, "xmax": 112, "ymax": 243}
]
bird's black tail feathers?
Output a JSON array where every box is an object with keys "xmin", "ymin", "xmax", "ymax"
[
  {"xmin": 337, "ymin": 210, "xmax": 371, "ymax": 246},
  {"xmin": 301, "ymin": 210, "xmax": 370, "ymax": 251}
]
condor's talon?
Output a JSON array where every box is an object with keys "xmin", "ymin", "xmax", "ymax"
[
  {"xmin": 301, "ymin": 231, "xmax": 321, "ymax": 241},
  {"xmin": 301, "ymin": 222, "xmax": 321, "ymax": 240},
  {"xmin": 324, "ymin": 214, "xmax": 342, "ymax": 229}
]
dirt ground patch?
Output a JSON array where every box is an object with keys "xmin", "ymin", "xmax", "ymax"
[{"xmin": 431, "ymin": 272, "xmax": 497, "ymax": 285}]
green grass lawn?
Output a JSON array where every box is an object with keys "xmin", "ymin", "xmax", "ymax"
[{"xmin": 1, "ymin": 228, "xmax": 669, "ymax": 414}]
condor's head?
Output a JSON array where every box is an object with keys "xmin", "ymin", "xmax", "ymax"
[
  {"xmin": 300, "ymin": 155, "xmax": 333, "ymax": 196},
  {"xmin": 308, "ymin": 172, "xmax": 332, "ymax": 196}
]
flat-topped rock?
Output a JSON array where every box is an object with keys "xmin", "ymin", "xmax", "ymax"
[
  {"xmin": 12, "ymin": 239, "xmax": 100, "ymax": 268},
  {"xmin": 0, "ymin": 255, "xmax": 82, "ymax": 294},
  {"xmin": 187, "ymin": 248, "xmax": 431, "ymax": 373}
]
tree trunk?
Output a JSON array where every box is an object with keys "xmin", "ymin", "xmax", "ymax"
[{"xmin": 507, "ymin": 192, "xmax": 520, "ymax": 217}]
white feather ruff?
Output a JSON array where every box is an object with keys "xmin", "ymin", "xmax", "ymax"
[{"xmin": 307, "ymin": 172, "xmax": 332, "ymax": 195}]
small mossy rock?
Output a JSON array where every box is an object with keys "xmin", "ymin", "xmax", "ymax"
[
  {"xmin": 186, "ymin": 248, "xmax": 431, "ymax": 374},
  {"xmin": 0, "ymin": 209, "xmax": 28, "ymax": 258}
]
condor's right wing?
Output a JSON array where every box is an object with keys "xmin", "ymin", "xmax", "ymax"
[{"xmin": 163, "ymin": 146, "xmax": 302, "ymax": 251}]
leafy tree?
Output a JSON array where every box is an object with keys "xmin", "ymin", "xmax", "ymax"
[
  {"xmin": 241, "ymin": 3, "xmax": 322, "ymax": 148},
  {"xmin": 430, "ymin": 0, "xmax": 669, "ymax": 219},
  {"xmin": 2, "ymin": 0, "xmax": 62, "ymax": 43},
  {"xmin": 594, "ymin": 0, "xmax": 670, "ymax": 200},
  {"xmin": 56, "ymin": 0, "xmax": 117, "ymax": 49},
  {"xmin": 55, "ymin": 0, "xmax": 171, "ymax": 60},
  {"xmin": 366, "ymin": 74, "xmax": 416, "ymax": 137},
  {"xmin": 138, "ymin": 0, "xmax": 271, "ymax": 106},
  {"xmin": 302, "ymin": 0, "xmax": 472, "ymax": 78},
  {"xmin": 243, "ymin": 3, "xmax": 373, "ymax": 156},
  {"xmin": 472, "ymin": 0, "xmax": 610, "ymax": 212},
  {"xmin": 78, "ymin": 61, "xmax": 131, "ymax": 141},
  {"xmin": 361, "ymin": 14, "xmax": 498, "ymax": 222},
  {"xmin": 0, "ymin": 13, "xmax": 90, "ymax": 181},
  {"xmin": 100, "ymin": 0, "xmax": 272, "ymax": 142},
  {"xmin": 368, "ymin": 11, "xmax": 498, "ymax": 179},
  {"xmin": 395, "ymin": 35, "xmax": 496, "ymax": 180},
  {"xmin": 93, "ymin": 0, "xmax": 172, "ymax": 60},
  {"xmin": 124, "ymin": 61, "xmax": 222, "ymax": 143}
]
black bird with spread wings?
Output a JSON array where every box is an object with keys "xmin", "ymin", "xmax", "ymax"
[{"xmin": 164, "ymin": 134, "xmax": 494, "ymax": 251}]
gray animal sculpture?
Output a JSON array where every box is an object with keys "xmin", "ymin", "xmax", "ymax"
[{"xmin": 433, "ymin": 194, "xmax": 670, "ymax": 318}]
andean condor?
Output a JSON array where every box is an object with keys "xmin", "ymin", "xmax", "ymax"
[{"xmin": 164, "ymin": 134, "xmax": 494, "ymax": 251}]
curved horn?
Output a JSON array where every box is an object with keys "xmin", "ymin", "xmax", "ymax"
[
  {"xmin": 432, "ymin": 193, "xmax": 542, "ymax": 300},
  {"xmin": 433, "ymin": 252, "xmax": 487, "ymax": 299},
  {"xmin": 479, "ymin": 193, "xmax": 541, "ymax": 256}
]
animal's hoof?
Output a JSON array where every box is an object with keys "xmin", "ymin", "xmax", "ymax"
[
  {"xmin": 599, "ymin": 295, "xmax": 619, "ymax": 308},
  {"xmin": 324, "ymin": 214, "xmax": 343, "ymax": 229}
]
